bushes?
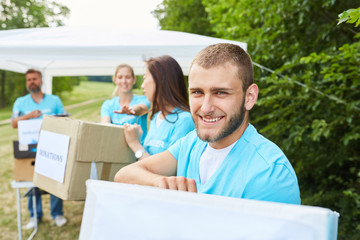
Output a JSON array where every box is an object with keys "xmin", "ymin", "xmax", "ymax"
[{"xmin": 252, "ymin": 41, "xmax": 360, "ymax": 239}]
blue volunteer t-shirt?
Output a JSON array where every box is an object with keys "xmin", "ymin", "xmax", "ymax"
[
  {"xmin": 12, "ymin": 93, "xmax": 65, "ymax": 119},
  {"xmin": 143, "ymin": 109, "xmax": 195, "ymax": 155},
  {"xmin": 168, "ymin": 123, "xmax": 301, "ymax": 205},
  {"xmin": 101, "ymin": 94, "xmax": 151, "ymax": 143}
]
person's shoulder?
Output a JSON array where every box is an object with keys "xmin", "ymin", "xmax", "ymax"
[
  {"xmin": 179, "ymin": 129, "xmax": 199, "ymax": 143},
  {"xmin": 177, "ymin": 109, "xmax": 191, "ymax": 117},
  {"xmin": 133, "ymin": 94, "xmax": 150, "ymax": 104},
  {"xmin": 175, "ymin": 109, "xmax": 193, "ymax": 121},
  {"xmin": 243, "ymin": 124, "xmax": 287, "ymax": 164},
  {"xmin": 103, "ymin": 96, "xmax": 118, "ymax": 104},
  {"xmin": 170, "ymin": 129, "xmax": 199, "ymax": 150},
  {"xmin": 15, "ymin": 94, "xmax": 30, "ymax": 102},
  {"xmin": 45, "ymin": 94, "xmax": 61, "ymax": 101},
  {"xmin": 133, "ymin": 94, "xmax": 147, "ymax": 100}
]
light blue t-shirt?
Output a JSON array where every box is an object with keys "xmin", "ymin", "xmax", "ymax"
[
  {"xmin": 12, "ymin": 93, "xmax": 65, "ymax": 119},
  {"xmin": 101, "ymin": 95, "xmax": 150, "ymax": 143},
  {"xmin": 168, "ymin": 123, "xmax": 301, "ymax": 205},
  {"xmin": 143, "ymin": 109, "xmax": 195, "ymax": 155}
]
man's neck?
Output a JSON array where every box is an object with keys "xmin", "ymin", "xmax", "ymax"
[
  {"xmin": 209, "ymin": 119, "xmax": 249, "ymax": 149},
  {"xmin": 30, "ymin": 91, "xmax": 44, "ymax": 104}
]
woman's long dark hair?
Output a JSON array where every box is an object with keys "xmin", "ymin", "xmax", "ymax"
[{"xmin": 145, "ymin": 55, "xmax": 189, "ymax": 119}]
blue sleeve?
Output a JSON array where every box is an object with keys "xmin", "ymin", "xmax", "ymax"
[
  {"xmin": 11, "ymin": 98, "xmax": 22, "ymax": 120},
  {"xmin": 168, "ymin": 136, "xmax": 183, "ymax": 161},
  {"xmin": 242, "ymin": 163, "xmax": 301, "ymax": 205},
  {"xmin": 101, "ymin": 100, "xmax": 111, "ymax": 118},
  {"xmin": 168, "ymin": 116, "xmax": 195, "ymax": 146}
]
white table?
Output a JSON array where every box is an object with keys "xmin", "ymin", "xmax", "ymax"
[{"xmin": 11, "ymin": 181, "xmax": 38, "ymax": 240}]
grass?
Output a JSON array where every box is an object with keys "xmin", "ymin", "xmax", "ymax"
[{"xmin": 0, "ymin": 81, "xmax": 119, "ymax": 239}]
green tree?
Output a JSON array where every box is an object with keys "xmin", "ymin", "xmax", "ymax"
[
  {"xmin": 155, "ymin": 1, "xmax": 360, "ymax": 238},
  {"xmin": 0, "ymin": 0, "xmax": 69, "ymax": 29},
  {"xmin": 203, "ymin": 0, "xmax": 358, "ymax": 69},
  {"xmin": 152, "ymin": 0, "xmax": 214, "ymax": 36},
  {"xmin": 0, "ymin": 0, "xmax": 70, "ymax": 107}
]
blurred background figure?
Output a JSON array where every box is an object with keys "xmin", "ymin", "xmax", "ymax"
[
  {"xmin": 101, "ymin": 64, "xmax": 150, "ymax": 143},
  {"xmin": 11, "ymin": 69, "xmax": 67, "ymax": 229},
  {"xmin": 123, "ymin": 55, "xmax": 194, "ymax": 160}
]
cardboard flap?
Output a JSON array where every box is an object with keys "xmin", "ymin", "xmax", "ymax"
[{"xmin": 77, "ymin": 122, "xmax": 135, "ymax": 164}]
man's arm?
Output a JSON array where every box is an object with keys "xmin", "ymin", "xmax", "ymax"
[
  {"xmin": 114, "ymin": 150, "xmax": 197, "ymax": 192},
  {"xmin": 11, "ymin": 110, "xmax": 42, "ymax": 128}
]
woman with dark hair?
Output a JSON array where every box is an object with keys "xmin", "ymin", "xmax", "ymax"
[
  {"xmin": 101, "ymin": 64, "xmax": 150, "ymax": 143},
  {"xmin": 124, "ymin": 55, "xmax": 194, "ymax": 160}
]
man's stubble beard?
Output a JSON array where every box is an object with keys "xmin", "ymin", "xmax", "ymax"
[
  {"xmin": 195, "ymin": 98, "xmax": 246, "ymax": 143},
  {"xmin": 27, "ymin": 85, "xmax": 41, "ymax": 94}
]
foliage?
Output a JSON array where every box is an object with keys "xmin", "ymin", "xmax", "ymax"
[
  {"xmin": 152, "ymin": 0, "xmax": 214, "ymax": 36},
  {"xmin": 338, "ymin": 7, "xmax": 360, "ymax": 28},
  {"xmin": 253, "ymin": 42, "xmax": 360, "ymax": 238},
  {"xmin": 0, "ymin": 0, "xmax": 69, "ymax": 29},
  {"xmin": 155, "ymin": 1, "xmax": 360, "ymax": 238},
  {"xmin": 0, "ymin": 71, "xmax": 27, "ymax": 107},
  {"xmin": 0, "ymin": 0, "xmax": 70, "ymax": 108},
  {"xmin": 53, "ymin": 76, "xmax": 85, "ymax": 97},
  {"xmin": 202, "ymin": 0, "xmax": 358, "ymax": 69}
]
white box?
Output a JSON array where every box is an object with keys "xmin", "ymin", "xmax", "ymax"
[{"xmin": 80, "ymin": 180, "xmax": 339, "ymax": 240}]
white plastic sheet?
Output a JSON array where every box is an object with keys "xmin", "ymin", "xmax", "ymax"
[{"xmin": 80, "ymin": 180, "xmax": 339, "ymax": 240}]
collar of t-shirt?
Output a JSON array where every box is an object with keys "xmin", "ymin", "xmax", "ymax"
[{"xmin": 199, "ymin": 140, "xmax": 238, "ymax": 185}]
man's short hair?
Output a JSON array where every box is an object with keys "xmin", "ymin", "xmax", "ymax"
[
  {"xmin": 25, "ymin": 69, "xmax": 42, "ymax": 79},
  {"xmin": 190, "ymin": 43, "xmax": 254, "ymax": 92}
]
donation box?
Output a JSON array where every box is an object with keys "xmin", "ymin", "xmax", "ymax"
[{"xmin": 33, "ymin": 116, "xmax": 135, "ymax": 200}]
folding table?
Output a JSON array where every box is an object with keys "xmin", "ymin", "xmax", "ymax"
[{"xmin": 11, "ymin": 181, "xmax": 38, "ymax": 240}]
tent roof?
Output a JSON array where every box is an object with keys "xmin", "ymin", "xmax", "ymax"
[{"xmin": 0, "ymin": 26, "xmax": 247, "ymax": 93}]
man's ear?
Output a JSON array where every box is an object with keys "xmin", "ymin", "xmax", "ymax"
[{"xmin": 244, "ymin": 83, "xmax": 258, "ymax": 111}]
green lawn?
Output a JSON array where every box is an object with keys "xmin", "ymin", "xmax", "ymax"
[{"xmin": 0, "ymin": 81, "xmax": 125, "ymax": 239}]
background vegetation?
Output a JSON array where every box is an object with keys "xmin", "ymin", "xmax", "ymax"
[
  {"xmin": 1, "ymin": 0, "xmax": 359, "ymax": 239},
  {"xmin": 154, "ymin": 1, "xmax": 360, "ymax": 239}
]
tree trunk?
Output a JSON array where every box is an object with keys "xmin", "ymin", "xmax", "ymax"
[{"xmin": 0, "ymin": 70, "xmax": 6, "ymax": 108}]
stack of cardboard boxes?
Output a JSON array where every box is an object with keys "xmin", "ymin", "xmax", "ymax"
[
  {"xmin": 14, "ymin": 115, "xmax": 136, "ymax": 201},
  {"xmin": 13, "ymin": 140, "xmax": 37, "ymax": 181}
]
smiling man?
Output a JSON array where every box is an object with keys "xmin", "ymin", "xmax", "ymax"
[{"xmin": 115, "ymin": 43, "xmax": 300, "ymax": 204}]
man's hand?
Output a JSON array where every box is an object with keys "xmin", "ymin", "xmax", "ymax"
[
  {"xmin": 114, "ymin": 105, "xmax": 135, "ymax": 115},
  {"xmin": 30, "ymin": 110, "xmax": 42, "ymax": 119},
  {"xmin": 155, "ymin": 176, "xmax": 197, "ymax": 192}
]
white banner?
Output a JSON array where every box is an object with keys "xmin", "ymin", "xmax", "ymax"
[
  {"xmin": 35, "ymin": 130, "xmax": 70, "ymax": 183},
  {"xmin": 18, "ymin": 119, "xmax": 43, "ymax": 145}
]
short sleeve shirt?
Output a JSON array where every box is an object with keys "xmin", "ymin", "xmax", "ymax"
[
  {"xmin": 12, "ymin": 93, "xmax": 65, "ymax": 120},
  {"xmin": 168, "ymin": 124, "xmax": 301, "ymax": 204}
]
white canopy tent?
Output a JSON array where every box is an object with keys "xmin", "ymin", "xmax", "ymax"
[{"xmin": 0, "ymin": 26, "xmax": 247, "ymax": 94}]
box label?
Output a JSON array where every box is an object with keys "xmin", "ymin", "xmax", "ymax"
[
  {"xmin": 35, "ymin": 130, "xmax": 70, "ymax": 183},
  {"xmin": 18, "ymin": 119, "xmax": 43, "ymax": 144}
]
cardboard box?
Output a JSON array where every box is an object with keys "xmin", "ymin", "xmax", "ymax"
[
  {"xmin": 13, "ymin": 140, "xmax": 37, "ymax": 159},
  {"xmin": 33, "ymin": 116, "xmax": 136, "ymax": 201},
  {"xmin": 14, "ymin": 158, "xmax": 35, "ymax": 181}
]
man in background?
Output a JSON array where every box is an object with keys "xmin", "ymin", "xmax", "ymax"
[{"xmin": 11, "ymin": 69, "xmax": 67, "ymax": 229}]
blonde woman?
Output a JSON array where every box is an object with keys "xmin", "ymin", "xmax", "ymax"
[{"xmin": 101, "ymin": 64, "xmax": 150, "ymax": 143}]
